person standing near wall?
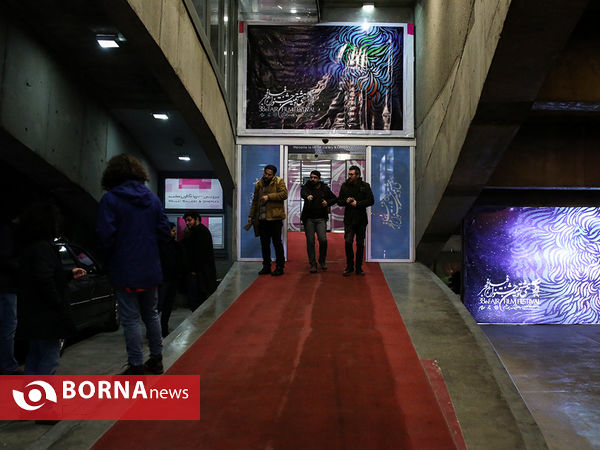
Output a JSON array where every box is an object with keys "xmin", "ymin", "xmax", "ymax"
[
  {"xmin": 17, "ymin": 202, "xmax": 86, "ymax": 375},
  {"xmin": 300, "ymin": 170, "xmax": 337, "ymax": 273},
  {"xmin": 158, "ymin": 222, "xmax": 181, "ymax": 337},
  {"xmin": 248, "ymin": 165, "xmax": 288, "ymax": 276},
  {"xmin": 97, "ymin": 154, "xmax": 171, "ymax": 375},
  {"xmin": 181, "ymin": 211, "xmax": 217, "ymax": 311},
  {"xmin": 337, "ymin": 165, "xmax": 374, "ymax": 276},
  {"xmin": 0, "ymin": 209, "xmax": 20, "ymax": 375}
]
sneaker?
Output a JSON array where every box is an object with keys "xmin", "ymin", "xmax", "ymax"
[
  {"xmin": 320, "ymin": 262, "xmax": 328, "ymax": 270},
  {"xmin": 122, "ymin": 364, "xmax": 146, "ymax": 375},
  {"xmin": 356, "ymin": 269, "xmax": 365, "ymax": 276},
  {"xmin": 145, "ymin": 354, "xmax": 164, "ymax": 374},
  {"xmin": 272, "ymin": 267, "xmax": 284, "ymax": 276},
  {"xmin": 343, "ymin": 268, "xmax": 354, "ymax": 277},
  {"xmin": 258, "ymin": 266, "xmax": 271, "ymax": 275},
  {"xmin": 310, "ymin": 264, "xmax": 317, "ymax": 273}
]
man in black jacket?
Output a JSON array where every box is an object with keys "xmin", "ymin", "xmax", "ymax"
[
  {"xmin": 301, "ymin": 170, "xmax": 337, "ymax": 273},
  {"xmin": 337, "ymin": 166, "xmax": 374, "ymax": 276},
  {"xmin": 182, "ymin": 211, "xmax": 217, "ymax": 311}
]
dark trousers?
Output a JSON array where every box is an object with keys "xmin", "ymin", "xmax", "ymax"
[
  {"xmin": 344, "ymin": 223, "xmax": 366, "ymax": 271},
  {"xmin": 304, "ymin": 218, "xmax": 327, "ymax": 265},
  {"xmin": 259, "ymin": 219, "xmax": 285, "ymax": 268},
  {"xmin": 158, "ymin": 280, "xmax": 177, "ymax": 335}
]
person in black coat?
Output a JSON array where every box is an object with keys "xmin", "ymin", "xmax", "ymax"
[
  {"xmin": 158, "ymin": 222, "xmax": 181, "ymax": 337},
  {"xmin": 0, "ymin": 212, "xmax": 20, "ymax": 374},
  {"xmin": 17, "ymin": 202, "xmax": 86, "ymax": 375},
  {"xmin": 181, "ymin": 211, "xmax": 217, "ymax": 311},
  {"xmin": 300, "ymin": 170, "xmax": 337, "ymax": 273},
  {"xmin": 337, "ymin": 165, "xmax": 375, "ymax": 276}
]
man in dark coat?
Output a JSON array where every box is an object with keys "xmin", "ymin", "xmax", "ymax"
[
  {"xmin": 17, "ymin": 203, "xmax": 86, "ymax": 375},
  {"xmin": 337, "ymin": 165, "xmax": 374, "ymax": 276},
  {"xmin": 158, "ymin": 222, "xmax": 181, "ymax": 337},
  {"xmin": 300, "ymin": 170, "xmax": 337, "ymax": 273},
  {"xmin": 181, "ymin": 211, "xmax": 217, "ymax": 311},
  {"xmin": 97, "ymin": 154, "xmax": 171, "ymax": 375},
  {"xmin": 0, "ymin": 212, "xmax": 20, "ymax": 374}
]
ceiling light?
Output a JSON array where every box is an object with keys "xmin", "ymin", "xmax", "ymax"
[
  {"xmin": 291, "ymin": 8, "xmax": 297, "ymax": 13},
  {"xmin": 362, "ymin": 3, "xmax": 375, "ymax": 11},
  {"xmin": 224, "ymin": 16, "xmax": 228, "ymax": 22},
  {"xmin": 152, "ymin": 113, "xmax": 169, "ymax": 120},
  {"xmin": 277, "ymin": 5, "xmax": 283, "ymax": 9},
  {"xmin": 96, "ymin": 34, "xmax": 119, "ymax": 48},
  {"xmin": 178, "ymin": 156, "xmax": 191, "ymax": 161}
]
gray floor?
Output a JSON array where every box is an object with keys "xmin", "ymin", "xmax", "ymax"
[
  {"xmin": 1, "ymin": 262, "xmax": 595, "ymax": 449},
  {"xmin": 482, "ymin": 325, "xmax": 600, "ymax": 450}
]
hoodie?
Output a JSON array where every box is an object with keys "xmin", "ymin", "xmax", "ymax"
[{"xmin": 97, "ymin": 180, "xmax": 171, "ymax": 288}]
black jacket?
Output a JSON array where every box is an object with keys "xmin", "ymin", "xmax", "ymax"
[
  {"xmin": 337, "ymin": 178, "xmax": 375, "ymax": 226},
  {"xmin": 181, "ymin": 224, "xmax": 217, "ymax": 296},
  {"xmin": 0, "ymin": 221, "xmax": 19, "ymax": 292},
  {"xmin": 17, "ymin": 240, "xmax": 76, "ymax": 339},
  {"xmin": 300, "ymin": 181, "xmax": 337, "ymax": 222}
]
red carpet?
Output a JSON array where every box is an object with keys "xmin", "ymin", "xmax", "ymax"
[{"xmin": 94, "ymin": 232, "xmax": 456, "ymax": 449}]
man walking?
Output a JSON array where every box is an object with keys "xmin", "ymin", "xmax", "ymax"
[
  {"xmin": 181, "ymin": 211, "xmax": 217, "ymax": 311},
  {"xmin": 97, "ymin": 154, "xmax": 171, "ymax": 375},
  {"xmin": 337, "ymin": 165, "xmax": 374, "ymax": 276},
  {"xmin": 300, "ymin": 170, "xmax": 337, "ymax": 273},
  {"xmin": 248, "ymin": 165, "xmax": 288, "ymax": 276}
]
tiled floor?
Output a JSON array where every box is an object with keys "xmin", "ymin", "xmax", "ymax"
[{"xmin": 482, "ymin": 325, "xmax": 600, "ymax": 450}]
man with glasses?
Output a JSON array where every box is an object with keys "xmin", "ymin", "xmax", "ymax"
[
  {"xmin": 337, "ymin": 166, "xmax": 374, "ymax": 276},
  {"xmin": 300, "ymin": 170, "xmax": 337, "ymax": 273}
]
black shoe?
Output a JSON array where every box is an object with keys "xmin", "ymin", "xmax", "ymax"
[
  {"xmin": 272, "ymin": 267, "xmax": 284, "ymax": 276},
  {"xmin": 320, "ymin": 262, "xmax": 328, "ymax": 270},
  {"xmin": 145, "ymin": 354, "xmax": 164, "ymax": 374},
  {"xmin": 258, "ymin": 266, "xmax": 271, "ymax": 275},
  {"xmin": 122, "ymin": 364, "xmax": 146, "ymax": 375},
  {"xmin": 356, "ymin": 269, "xmax": 365, "ymax": 276},
  {"xmin": 343, "ymin": 268, "xmax": 354, "ymax": 277},
  {"xmin": 310, "ymin": 264, "xmax": 317, "ymax": 273}
]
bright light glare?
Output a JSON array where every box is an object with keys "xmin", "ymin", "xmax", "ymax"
[
  {"xmin": 361, "ymin": 22, "xmax": 371, "ymax": 32},
  {"xmin": 152, "ymin": 113, "xmax": 169, "ymax": 120},
  {"xmin": 178, "ymin": 156, "xmax": 191, "ymax": 161},
  {"xmin": 362, "ymin": 3, "xmax": 375, "ymax": 11},
  {"xmin": 290, "ymin": 8, "xmax": 297, "ymax": 13},
  {"xmin": 97, "ymin": 39, "xmax": 119, "ymax": 48}
]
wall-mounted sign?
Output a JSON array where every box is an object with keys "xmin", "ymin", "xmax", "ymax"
[
  {"xmin": 465, "ymin": 206, "xmax": 600, "ymax": 324},
  {"xmin": 240, "ymin": 24, "xmax": 414, "ymax": 137},
  {"xmin": 164, "ymin": 178, "xmax": 223, "ymax": 210}
]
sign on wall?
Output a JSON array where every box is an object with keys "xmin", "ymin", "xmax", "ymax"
[
  {"xmin": 240, "ymin": 24, "xmax": 414, "ymax": 137},
  {"xmin": 465, "ymin": 206, "xmax": 600, "ymax": 324},
  {"xmin": 164, "ymin": 178, "xmax": 223, "ymax": 210}
]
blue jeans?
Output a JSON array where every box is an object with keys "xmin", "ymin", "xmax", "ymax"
[
  {"xmin": 0, "ymin": 293, "xmax": 19, "ymax": 373},
  {"xmin": 115, "ymin": 289, "xmax": 162, "ymax": 366},
  {"xmin": 25, "ymin": 339, "xmax": 61, "ymax": 375},
  {"xmin": 304, "ymin": 218, "xmax": 328, "ymax": 265}
]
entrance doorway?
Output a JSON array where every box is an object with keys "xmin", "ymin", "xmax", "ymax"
[{"xmin": 287, "ymin": 146, "xmax": 366, "ymax": 234}]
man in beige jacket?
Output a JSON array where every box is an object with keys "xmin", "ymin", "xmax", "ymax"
[{"xmin": 248, "ymin": 165, "xmax": 288, "ymax": 276}]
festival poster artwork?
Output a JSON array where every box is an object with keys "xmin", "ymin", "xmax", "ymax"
[
  {"xmin": 164, "ymin": 178, "xmax": 223, "ymax": 210},
  {"xmin": 464, "ymin": 206, "xmax": 600, "ymax": 324},
  {"xmin": 244, "ymin": 24, "xmax": 411, "ymax": 135}
]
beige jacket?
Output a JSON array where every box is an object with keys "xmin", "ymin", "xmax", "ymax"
[{"xmin": 249, "ymin": 176, "xmax": 288, "ymax": 221}]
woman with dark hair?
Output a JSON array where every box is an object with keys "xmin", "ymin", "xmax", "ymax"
[
  {"xmin": 18, "ymin": 202, "xmax": 86, "ymax": 375},
  {"xmin": 97, "ymin": 154, "xmax": 171, "ymax": 375}
]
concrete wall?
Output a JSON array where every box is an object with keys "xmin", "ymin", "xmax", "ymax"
[
  {"xmin": 414, "ymin": 0, "xmax": 511, "ymax": 243},
  {"xmin": 125, "ymin": 0, "xmax": 235, "ymax": 183},
  {"xmin": 0, "ymin": 14, "xmax": 157, "ymax": 199}
]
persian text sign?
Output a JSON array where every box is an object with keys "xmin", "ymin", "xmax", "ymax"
[
  {"xmin": 0, "ymin": 376, "xmax": 200, "ymax": 421},
  {"xmin": 165, "ymin": 178, "xmax": 223, "ymax": 210}
]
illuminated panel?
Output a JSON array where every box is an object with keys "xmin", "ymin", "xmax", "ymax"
[
  {"xmin": 164, "ymin": 178, "xmax": 223, "ymax": 210},
  {"xmin": 464, "ymin": 207, "xmax": 600, "ymax": 324}
]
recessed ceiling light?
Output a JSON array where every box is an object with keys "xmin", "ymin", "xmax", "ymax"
[
  {"xmin": 277, "ymin": 5, "xmax": 283, "ymax": 9},
  {"xmin": 224, "ymin": 16, "xmax": 228, "ymax": 22},
  {"xmin": 152, "ymin": 113, "xmax": 169, "ymax": 120},
  {"xmin": 290, "ymin": 8, "xmax": 297, "ymax": 13},
  {"xmin": 96, "ymin": 34, "xmax": 119, "ymax": 48},
  {"xmin": 178, "ymin": 156, "xmax": 191, "ymax": 161},
  {"xmin": 362, "ymin": 3, "xmax": 375, "ymax": 11}
]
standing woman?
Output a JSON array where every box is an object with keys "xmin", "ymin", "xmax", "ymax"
[
  {"xmin": 18, "ymin": 202, "xmax": 86, "ymax": 375},
  {"xmin": 300, "ymin": 170, "xmax": 337, "ymax": 273}
]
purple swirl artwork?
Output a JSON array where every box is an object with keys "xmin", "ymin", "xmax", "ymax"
[{"xmin": 464, "ymin": 206, "xmax": 600, "ymax": 324}]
